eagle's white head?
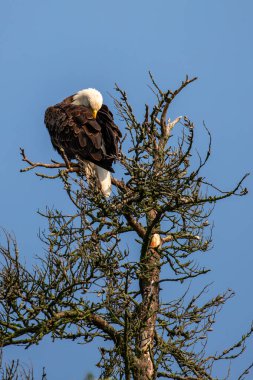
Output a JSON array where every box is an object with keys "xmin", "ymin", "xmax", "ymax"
[{"xmin": 72, "ymin": 88, "xmax": 103, "ymax": 118}]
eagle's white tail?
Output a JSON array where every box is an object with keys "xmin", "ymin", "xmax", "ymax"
[
  {"xmin": 83, "ymin": 161, "xmax": 111, "ymax": 197},
  {"xmin": 95, "ymin": 166, "xmax": 111, "ymax": 197}
]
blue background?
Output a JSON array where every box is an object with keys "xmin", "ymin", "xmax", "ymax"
[{"xmin": 0, "ymin": 0, "xmax": 252, "ymax": 379}]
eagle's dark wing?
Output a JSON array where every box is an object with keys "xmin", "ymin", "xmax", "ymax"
[
  {"xmin": 45, "ymin": 102, "xmax": 117, "ymax": 172},
  {"xmin": 97, "ymin": 105, "xmax": 122, "ymax": 157}
]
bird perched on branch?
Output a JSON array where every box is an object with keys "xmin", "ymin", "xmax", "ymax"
[{"xmin": 44, "ymin": 88, "xmax": 122, "ymax": 197}]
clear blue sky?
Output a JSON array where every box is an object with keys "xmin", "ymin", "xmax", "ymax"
[{"xmin": 0, "ymin": 0, "xmax": 252, "ymax": 379}]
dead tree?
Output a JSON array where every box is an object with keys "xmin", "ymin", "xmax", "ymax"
[
  {"xmin": 0, "ymin": 351, "xmax": 47, "ymax": 380},
  {"xmin": 0, "ymin": 75, "xmax": 252, "ymax": 380}
]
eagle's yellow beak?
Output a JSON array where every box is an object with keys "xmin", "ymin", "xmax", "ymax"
[{"xmin": 92, "ymin": 109, "xmax": 97, "ymax": 119}]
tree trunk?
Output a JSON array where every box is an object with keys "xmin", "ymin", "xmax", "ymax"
[{"xmin": 134, "ymin": 237, "xmax": 160, "ymax": 380}]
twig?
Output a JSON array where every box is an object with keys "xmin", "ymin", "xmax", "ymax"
[{"xmin": 20, "ymin": 147, "xmax": 79, "ymax": 173}]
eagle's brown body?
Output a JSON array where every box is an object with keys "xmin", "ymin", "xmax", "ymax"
[{"xmin": 44, "ymin": 95, "xmax": 121, "ymax": 173}]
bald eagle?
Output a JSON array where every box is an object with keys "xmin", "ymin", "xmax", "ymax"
[{"xmin": 44, "ymin": 88, "xmax": 121, "ymax": 197}]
